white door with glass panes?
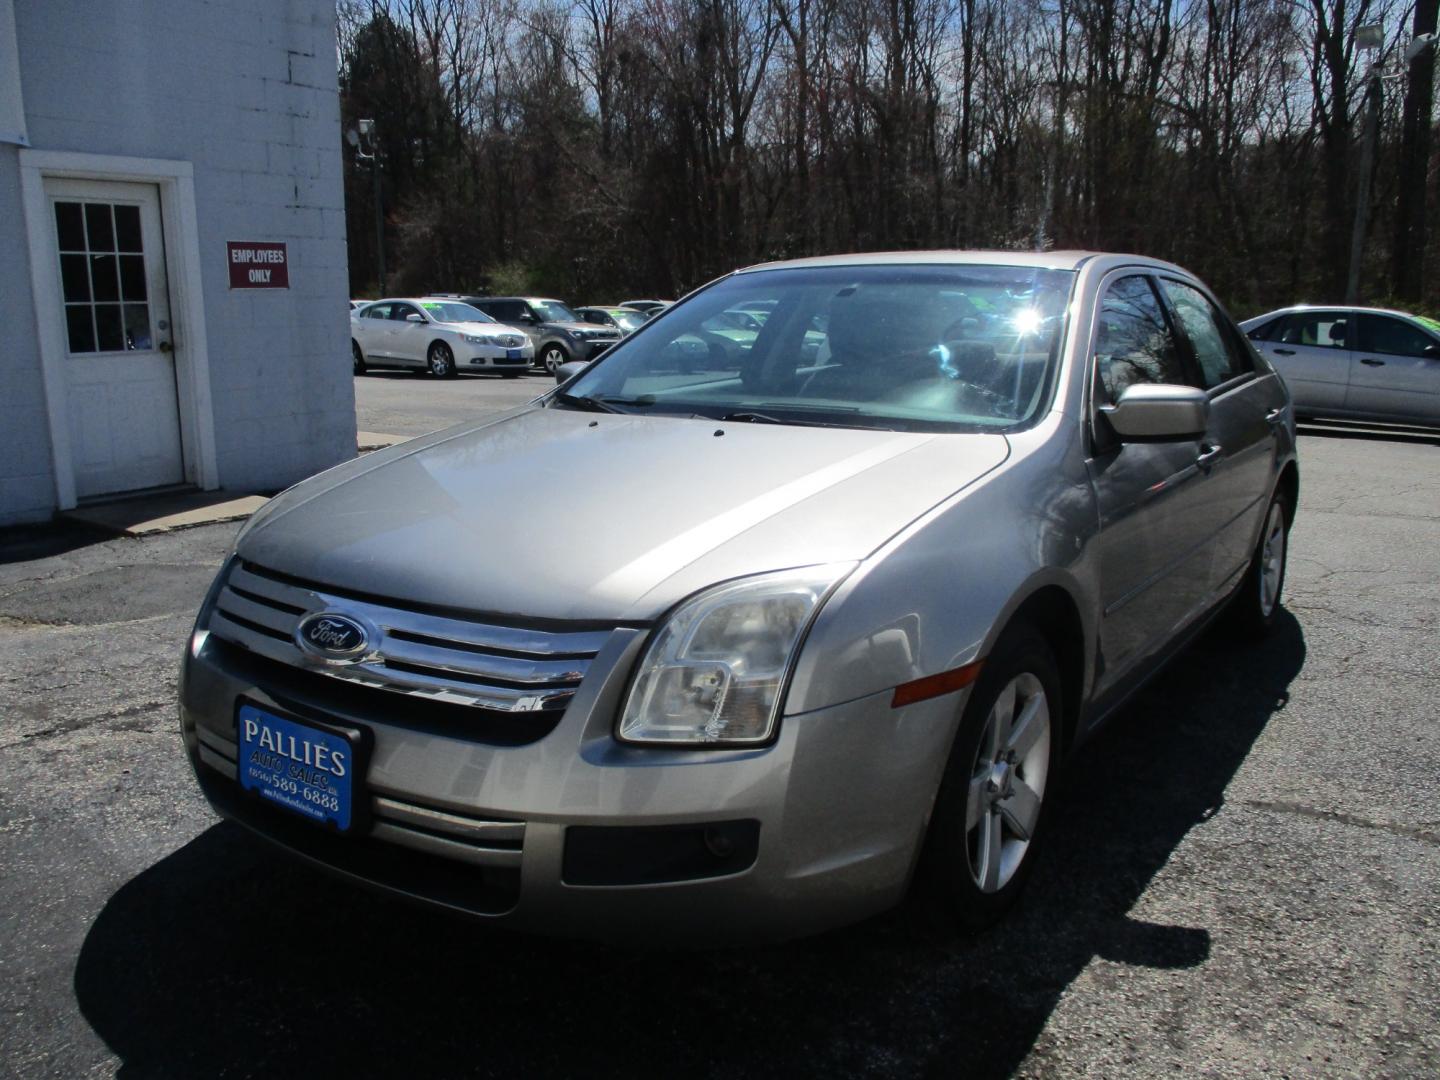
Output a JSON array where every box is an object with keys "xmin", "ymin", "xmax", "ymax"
[{"xmin": 48, "ymin": 178, "xmax": 184, "ymax": 498}]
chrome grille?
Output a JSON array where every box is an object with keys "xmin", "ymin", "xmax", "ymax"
[
  {"xmin": 207, "ymin": 561, "xmax": 611, "ymax": 712},
  {"xmin": 496, "ymin": 334, "xmax": 524, "ymax": 348}
]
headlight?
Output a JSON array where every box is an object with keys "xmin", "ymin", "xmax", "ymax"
[
  {"xmin": 463, "ymin": 333, "xmax": 493, "ymax": 345},
  {"xmin": 617, "ymin": 564, "xmax": 853, "ymax": 747}
]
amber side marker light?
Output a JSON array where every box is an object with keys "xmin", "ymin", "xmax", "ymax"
[{"xmin": 890, "ymin": 660, "xmax": 985, "ymax": 708}]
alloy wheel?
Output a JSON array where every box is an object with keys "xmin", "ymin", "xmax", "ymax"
[
  {"xmin": 1259, "ymin": 500, "xmax": 1286, "ymax": 617},
  {"xmin": 965, "ymin": 671, "xmax": 1052, "ymax": 894},
  {"xmin": 429, "ymin": 344, "xmax": 454, "ymax": 377}
]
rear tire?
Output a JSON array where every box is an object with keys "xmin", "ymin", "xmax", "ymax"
[
  {"xmin": 539, "ymin": 343, "xmax": 568, "ymax": 375},
  {"xmin": 922, "ymin": 623, "xmax": 1062, "ymax": 931},
  {"xmin": 352, "ymin": 341, "xmax": 366, "ymax": 375},
  {"xmin": 427, "ymin": 342, "xmax": 456, "ymax": 379},
  {"xmin": 1228, "ymin": 491, "xmax": 1290, "ymax": 637}
]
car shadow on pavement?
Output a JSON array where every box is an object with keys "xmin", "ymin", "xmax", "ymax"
[{"xmin": 74, "ymin": 613, "xmax": 1305, "ymax": 1079}]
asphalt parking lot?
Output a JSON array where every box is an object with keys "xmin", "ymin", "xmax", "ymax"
[
  {"xmin": 1, "ymin": 379, "xmax": 1437, "ymax": 1078},
  {"xmin": 355, "ymin": 366, "xmax": 553, "ymax": 436}
]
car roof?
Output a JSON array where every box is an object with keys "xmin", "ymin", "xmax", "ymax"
[
  {"xmin": 734, "ymin": 249, "xmax": 1185, "ymax": 275},
  {"xmin": 1242, "ymin": 304, "xmax": 1429, "ymax": 322}
]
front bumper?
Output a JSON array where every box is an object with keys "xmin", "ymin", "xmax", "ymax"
[
  {"xmin": 179, "ymin": 625, "xmax": 962, "ymax": 943},
  {"xmin": 465, "ymin": 343, "xmax": 533, "ymax": 370},
  {"xmin": 569, "ymin": 336, "xmax": 619, "ymax": 360}
]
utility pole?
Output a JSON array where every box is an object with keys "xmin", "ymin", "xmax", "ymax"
[
  {"xmin": 1346, "ymin": 27, "xmax": 1384, "ymax": 306},
  {"xmin": 346, "ymin": 119, "xmax": 385, "ymax": 295},
  {"xmin": 1391, "ymin": 6, "xmax": 1439, "ymax": 302},
  {"xmin": 1345, "ymin": 69, "xmax": 1382, "ymax": 305}
]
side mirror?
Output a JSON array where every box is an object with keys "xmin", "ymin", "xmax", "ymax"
[
  {"xmin": 406, "ymin": 313, "xmax": 425, "ymax": 323},
  {"xmin": 1100, "ymin": 383, "xmax": 1209, "ymax": 441},
  {"xmin": 555, "ymin": 360, "xmax": 590, "ymax": 385}
]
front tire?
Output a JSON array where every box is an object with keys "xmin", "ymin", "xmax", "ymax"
[
  {"xmin": 922, "ymin": 623, "xmax": 1062, "ymax": 931},
  {"xmin": 1229, "ymin": 491, "xmax": 1290, "ymax": 636},
  {"xmin": 427, "ymin": 342, "xmax": 456, "ymax": 378},
  {"xmin": 539, "ymin": 343, "xmax": 568, "ymax": 375},
  {"xmin": 352, "ymin": 340, "xmax": 366, "ymax": 375}
]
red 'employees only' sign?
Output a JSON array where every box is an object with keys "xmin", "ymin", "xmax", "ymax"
[{"xmin": 227, "ymin": 241, "xmax": 289, "ymax": 289}]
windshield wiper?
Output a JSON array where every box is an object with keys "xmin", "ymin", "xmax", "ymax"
[
  {"xmin": 553, "ymin": 392, "xmax": 619, "ymax": 413},
  {"xmin": 719, "ymin": 409, "xmax": 898, "ymax": 431},
  {"xmin": 720, "ymin": 410, "xmax": 787, "ymax": 424},
  {"xmin": 553, "ymin": 392, "xmax": 656, "ymax": 413}
]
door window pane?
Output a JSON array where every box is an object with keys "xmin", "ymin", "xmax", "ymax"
[
  {"xmin": 91, "ymin": 254, "xmax": 121, "ymax": 303},
  {"xmin": 84, "ymin": 203, "xmax": 115, "ymax": 252},
  {"xmin": 1094, "ymin": 276, "xmax": 1186, "ymax": 403},
  {"xmin": 55, "ymin": 202, "xmax": 86, "ymax": 251},
  {"xmin": 61, "ymin": 254, "xmax": 91, "ymax": 302},
  {"xmin": 65, "ymin": 305, "xmax": 96, "ymax": 353},
  {"xmin": 1275, "ymin": 311, "xmax": 1349, "ymax": 348},
  {"xmin": 119, "ymin": 255, "xmax": 147, "ymax": 301},
  {"xmin": 94, "ymin": 305, "xmax": 124, "ymax": 351},
  {"xmin": 1358, "ymin": 315, "xmax": 1436, "ymax": 357},
  {"xmin": 123, "ymin": 305, "xmax": 153, "ymax": 350},
  {"xmin": 113, "ymin": 205, "xmax": 143, "ymax": 252},
  {"xmin": 1161, "ymin": 279, "xmax": 1251, "ymax": 389}
]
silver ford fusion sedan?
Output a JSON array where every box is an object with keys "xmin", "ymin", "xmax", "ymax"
[{"xmin": 180, "ymin": 251, "xmax": 1298, "ymax": 942}]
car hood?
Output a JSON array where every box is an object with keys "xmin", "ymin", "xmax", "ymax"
[
  {"xmin": 238, "ymin": 407, "xmax": 1010, "ymax": 623},
  {"xmin": 444, "ymin": 321, "xmax": 528, "ymax": 338},
  {"xmin": 550, "ymin": 320, "xmax": 616, "ymax": 334}
]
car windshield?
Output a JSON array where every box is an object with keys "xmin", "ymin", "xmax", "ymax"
[
  {"xmin": 613, "ymin": 311, "xmax": 647, "ymax": 331},
  {"xmin": 531, "ymin": 300, "xmax": 578, "ymax": 323},
  {"xmin": 558, "ymin": 264, "xmax": 1075, "ymax": 433},
  {"xmin": 421, "ymin": 301, "xmax": 493, "ymax": 324}
]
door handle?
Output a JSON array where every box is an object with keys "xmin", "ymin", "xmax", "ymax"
[
  {"xmin": 1196, "ymin": 444, "xmax": 1223, "ymax": 470},
  {"xmin": 1265, "ymin": 407, "xmax": 1285, "ymax": 424},
  {"xmin": 1273, "ymin": 348, "xmax": 1296, "ymax": 356},
  {"xmin": 1359, "ymin": 357, "xmax": 1385, "ymax": 366}
]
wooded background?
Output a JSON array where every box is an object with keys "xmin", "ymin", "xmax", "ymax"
[{"xmin": 338, "ymin": 0, "xmax": 1439, "ymax": 317}]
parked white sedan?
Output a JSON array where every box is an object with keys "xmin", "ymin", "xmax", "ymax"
[
  {"xmin": 1241, "ymin": 305, "xmax": 1440, "ymax": 426},
  {"xmin": 351, "ymin": 298, "xmax": 534, "ymax": 378}
]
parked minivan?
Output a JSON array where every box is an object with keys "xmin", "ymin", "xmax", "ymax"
[{"xmin": 181, "ymin": 251, "xmax": 1297, "ymax": 942}]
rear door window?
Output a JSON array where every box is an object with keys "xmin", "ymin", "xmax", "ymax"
[
  {"xmin": 1356, "ymin": 314, "xmax": 1437, "ymax": 357},
  {"xmin": 1159, "ymin": 279, "xmax": 1253, "ymax": 389}
]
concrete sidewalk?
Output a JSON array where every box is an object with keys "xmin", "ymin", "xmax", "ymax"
[{"xmin": 54, "ymin": 432, "xmax": 411, "ymax": 538}]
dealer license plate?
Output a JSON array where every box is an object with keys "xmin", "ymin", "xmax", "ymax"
[
  {"xmin": 506, "ymin": 347, "xmax": 522, "ymax": 360},
  {"xmin": 237, "ymin": 703, "xmax": 356, "ymax": 831}
]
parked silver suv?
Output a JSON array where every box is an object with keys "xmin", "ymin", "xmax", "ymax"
[{"xmin": 181, "ymin": 251, "xmax": 1296, "ymax": 942}]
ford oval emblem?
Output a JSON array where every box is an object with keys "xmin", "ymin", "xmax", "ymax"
[{"xmin": 295, "ymin": 612, "xmax": 371, "ymax": 662}]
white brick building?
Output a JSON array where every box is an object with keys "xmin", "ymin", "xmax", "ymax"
[{"xmin": 0, "ymin": 0, "xmax": 354, "ymax": 527}]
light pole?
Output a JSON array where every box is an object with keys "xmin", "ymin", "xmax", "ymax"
[
  {"xmin": 346, "ymin": 119, "xmax": 385, "ymax": 296},
  {"xmin": 1345, "ymin": 26, "xmax": 1384, "ymax": 305},
  {"xmin": 1345, "ymin": 28, "xmax": 1440, "ymax": 304}
]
